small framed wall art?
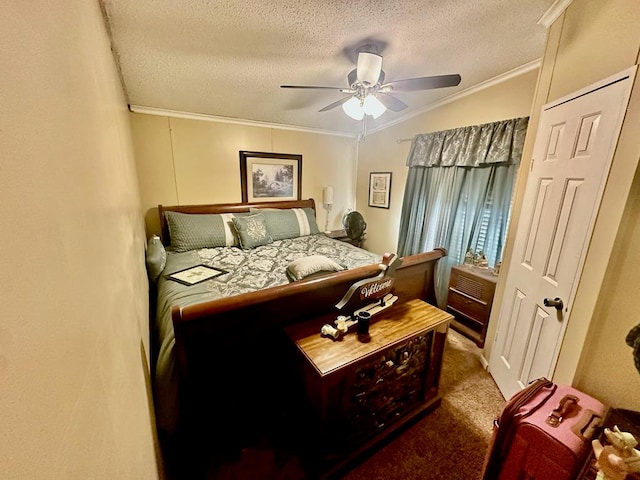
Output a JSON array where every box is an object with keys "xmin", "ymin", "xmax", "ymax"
[
  {"xmin": 166, "ymin": 264, "xmax": 228, "ymax": 286},
  {"xmin": 368, "ymin": 172, "xmax": 392, "ymax": 209},
  {"xmin": 239, "ymin": 151, "xmax": 302, "ymax": 203}
]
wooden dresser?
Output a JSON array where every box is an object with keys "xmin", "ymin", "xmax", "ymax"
[
  {"xmin": 446, "ymin": 265, "xmax": 498, "ymax": 347},
  {"xmin": 285, "ymin": 299, "xmax": 451, "ymax": 473}
]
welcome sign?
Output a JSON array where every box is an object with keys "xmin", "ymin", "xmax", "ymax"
[
  {"xmin": 335, "ymin": 253, "xmax": 402, "ymax": 311},
  {"xmin": 359, "ymin": 277, "xmax": 394, "ymax": 300}
]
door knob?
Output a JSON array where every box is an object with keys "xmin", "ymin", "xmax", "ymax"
[{"xmin": 543, "ymin": 297, "xmax": 564, "ymax": 311}]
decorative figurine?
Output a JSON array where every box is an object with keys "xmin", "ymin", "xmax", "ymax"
[
  {"xmin": 319, "ymin": 294, "xmax": 398, "ymax": 341},
  {"xmin": 335, "ymin": 316, "xmax": 349, "ymax": 335},
  {"xmin": 475, "ymin": 251, "xmax": 489, "ymax": 268},
  {"xmin": 464, "ymin": 248, "xmax": 475, "ymax": 266},
  {"xmin": 592, "ymin": 426, "xmax": 640, "ymax": 480},
  {"xmin": 320, "ymin": 324, "xmax": 341, "ymax": 340},
  {"xmin": 493, "ymin": 261, "xmax": 502, "ymax": 276},
  {"xmin": 319, "ymin": 250, "xmax": 404, "ymax": 343}
]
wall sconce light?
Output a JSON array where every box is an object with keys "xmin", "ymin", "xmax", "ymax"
[{"xmin": 322, "ymin": 186, "xmax": 334, "ymax": 232}]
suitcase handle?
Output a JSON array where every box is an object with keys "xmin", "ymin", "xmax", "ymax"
[
  {"xmin": 546, "ymin": 394, "xmax": 579, "ymax": 427},
  {"xmin": 571, "ymin": 409, "xmax": 604, "ymax": 440}
]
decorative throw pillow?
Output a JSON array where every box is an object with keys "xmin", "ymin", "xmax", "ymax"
[
  {"xmin": 286, "ymin": 255, "xmax": 344, "ymax": 281},
  {"xmin": 145, "ymin": 235, "xmax": 167, "ymax": 283},
  {"xmin": 250, "ymin": 207, "xmax": 320, "ymax": 240},
  {"xmin": 164, "ymin": 211, "xmax": 243, "ymax": 252},
  {"xmin": 232, "ymin": 213, "xmax": 273, "ymax": 249}
]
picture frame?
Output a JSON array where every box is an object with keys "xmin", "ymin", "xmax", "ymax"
[
  {"xmin": 368, "ymin": 172, "xmax": 392, "ymax": 209},
  {"xmin": 166, "ymin": 264, "xmax": 228, "ymax": 286},
  {"xmin": 239, "ymin": 151, "xmax": 302, "ymax": 203}
]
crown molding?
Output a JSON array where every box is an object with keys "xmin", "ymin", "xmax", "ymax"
[
  {"xmin": 131, "ymin": 58, "xmax": 542, "ymax": 140},
  {"xmin": 128, "ymin": 105, "xmax": 357, "ymax": 138},
  {"xmin": 537, "ymin": 0, "xmax": 574, "ymax": 28},
  {"xmin": 366, "ymin": 59, "xmax": 541, "ymax": 136}
]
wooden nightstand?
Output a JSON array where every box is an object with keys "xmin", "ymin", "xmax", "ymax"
[
  {"xmin": 446, "ymin": 265, "xmax": 498, "ymax": 348},
  {"xmin": 285, "ymin": 299, "xmax": 451, "ymax": 473},
  {"xmin": 325, "ymin": 229, "xmax": 365, "ymax": 248}
]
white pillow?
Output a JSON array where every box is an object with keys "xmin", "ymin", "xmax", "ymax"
[
  {"xmin": 145, "ymin": 235, "xmax": 167, "ymax": 283},
  {"xmin": 286, "ymin": 255, "xmax": 344, "ymax": 281}
]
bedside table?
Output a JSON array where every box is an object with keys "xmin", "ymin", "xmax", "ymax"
[
  {"xmin": 325, "ymin": 229, "xmax": 365, "ymax": 248},
  {"xmin": 446, "ymin": 265, "xmax": 498, "ymax": 347}
]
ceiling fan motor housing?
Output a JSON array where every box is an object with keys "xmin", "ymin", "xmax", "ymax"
[
  {"xmin": 356, "ymin": 51, "xmax": 383, "ymax": 86},
  {"xmin": 348, "ymin": 69, "xmax": 385, "ymax": 90}
]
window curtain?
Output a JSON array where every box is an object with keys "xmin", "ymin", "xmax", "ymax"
[{"xmin": 397, "ymin": 117, "xmax": 528, "ymax": 307}]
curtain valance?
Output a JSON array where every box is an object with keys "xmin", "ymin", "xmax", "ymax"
[{"xmin": 406, "ymin": 117, "xmax": 529, "ymax": 168}]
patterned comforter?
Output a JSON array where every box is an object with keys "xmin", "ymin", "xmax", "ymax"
[{"xmin": 153, "ymin": 233, "xmax": 381, "ymax": 433}]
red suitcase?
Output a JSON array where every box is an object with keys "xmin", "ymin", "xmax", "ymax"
[{"xmin": 482, "ymin": 378, "xmax": 607, "ymax": 480}]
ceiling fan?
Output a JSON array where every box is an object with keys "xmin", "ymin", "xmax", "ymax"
[{"xmin": 281, "ymin": 47, "xmax": 461, "ymax": 121}]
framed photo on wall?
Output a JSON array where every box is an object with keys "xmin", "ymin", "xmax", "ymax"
[
  {"xmin": 368, "ymin": 172, "xmax": 392, "ymax": 209},
  {"xmin": 239, "ymin": 151, "xmax": 302, "ymax": 203}
]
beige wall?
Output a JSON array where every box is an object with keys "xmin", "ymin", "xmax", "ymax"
[
  {"xmin": 0, "ymin": 2, "xmax": 160, "ymax": 479},
  {"xmin": 131, "ymin": 114, "xmax": 357, "ymax": 237},
  {"xmin": 484, "ymin": 0, "xmax": 640, "ymax": 409},
  {"xmin": 355, "ymin": 69, "xmax": 539, "ymax": 255}
]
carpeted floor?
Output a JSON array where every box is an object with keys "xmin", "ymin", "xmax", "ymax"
[
  {"xmin": 342, "ymin": 329, "xmax": 506, "ymax": 480},
  {"xmin": 207, "ymin": 329, "xmax": 506, "ymax": 480}
]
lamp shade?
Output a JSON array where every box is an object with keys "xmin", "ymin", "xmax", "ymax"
[
  {"xmin": 342, "ymin": 96, "xmax": 364, "ymax": 120},
  {"xmin": 363, "ymin": 94, "xmax": 387, "ymax": 119},
  {"xmin": 322, "ymin": 186, "xmax": 334, "ymax": 205}
]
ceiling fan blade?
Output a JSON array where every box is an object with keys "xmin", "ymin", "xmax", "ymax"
[
  {"xmin": 318, "ymin": 96, "xmax": 352, "ymax": 112},
  {"xmin": 280, "ymin": 85, "xmax": 347, "ymax": 91},
  {"xmin": 377, "ymin": 93, "xmax": 408, "ymax": 112},
  {"xmin": 384, "ymin": 74, "xmax": 461, "ymax": 92}
]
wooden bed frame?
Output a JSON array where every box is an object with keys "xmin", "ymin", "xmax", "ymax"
[{"xmin": 156, "ymin": 199, "xmax": 447, "ymax": 467}]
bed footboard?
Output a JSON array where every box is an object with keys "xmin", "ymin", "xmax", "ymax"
[{"xmin": 170, "ymin": 248, "xmax": 446, "ymax": 451}]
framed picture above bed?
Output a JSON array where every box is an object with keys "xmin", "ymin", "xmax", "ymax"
[
  {"xmin": 239, "ymin": 151, "xmax": 302, "ymax": 203},
  {"xmin": 368, "ymin": 172, "xmax": 392, "ymax": 209}
]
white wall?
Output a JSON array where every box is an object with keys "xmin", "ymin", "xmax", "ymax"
[
  {"xmin": 131, "ymin": 113, "xmax": 357, "ymax": 237},
  {"xmin": 0, "ymin": 2, "xmax": 160, "ymax": 478}
]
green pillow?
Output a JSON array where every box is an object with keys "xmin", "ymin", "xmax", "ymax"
[
  {"xmin": 250, "ymin": 207, "xmax": 320, "ymax": 240},
  {"xmin": 164, "ymin": 211, "xmax": 244, "ymax": 252},
  {"xmin": 145, "ymin": 235, "xmax": 166, "ymax": 283},
  {"xmin": 232, "ymin": 213, "xmax": 273, "ymax": 249}
]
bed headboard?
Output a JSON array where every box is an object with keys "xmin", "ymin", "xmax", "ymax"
[{"xmin": 158, "ymin": 198, "xmax": 317, "ymax": 246}]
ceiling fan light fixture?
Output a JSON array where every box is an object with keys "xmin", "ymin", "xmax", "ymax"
[
  {"xmin": 363, "ymin": 94, "xmax": 386, "ymax": 119},
  {"xmin": 284, "ymin": 47, "xmax": 460, "ymax": 121},
  {"xmin": 342, "ymin": 96, "xmax": 364, "ymax": 120},
  {"xmin": 357, "ymin": 52, "xmax": 383, "ymax": 86}
]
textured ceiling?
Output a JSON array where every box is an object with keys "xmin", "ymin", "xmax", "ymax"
[{"xmin": 101, "ymin": 0, "xmax": 556, "ymax": 135}]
